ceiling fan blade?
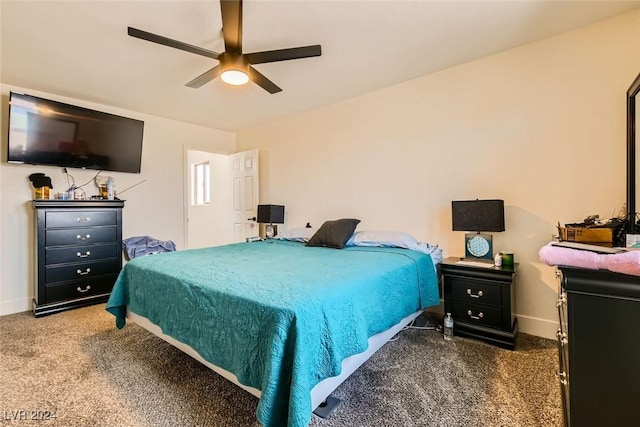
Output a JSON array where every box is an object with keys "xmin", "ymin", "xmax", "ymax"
[
  {"xmin": 246, "ymin": 45, "xmax": 322, "ymax": 65},
  {"xmin": 185, "ymin": 65, "xmax": 222, "ymax": 88},
  {"xmin": 220, "ymin": 0, "xmax": 243, "ymax": 53},
  {"xmin": 248, "ymin": 66, "xmax": 282, "ymax": 94},
  {"xmin": 128, "ymin": 27, "xmax": 219, "ymax": 59}
]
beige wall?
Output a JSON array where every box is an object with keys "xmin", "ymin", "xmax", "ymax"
[
  {"xmin": 0, "ymin": 84, "xmax": 236, "ymax": 315},
  {"xmin": 237, "ymin": 11, "xmax": 640, "ymax": 339}
]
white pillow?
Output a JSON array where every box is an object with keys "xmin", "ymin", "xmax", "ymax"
[
  {"xmin": 347, "ymin": 230, "xmax": 418, "ymax": 249},
  {"xmin": 347, "ymin": 230, "xmax": 442, "ymax": 267},
  {"xmin": 274, "ymin": 227, "xmax": 315, "ymax": 242}
]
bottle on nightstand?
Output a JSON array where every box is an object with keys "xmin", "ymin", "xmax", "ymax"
[
  {"xmin": 444, "ymin": 313, "xmax": 454, "ymax": 340},
  {"xmin": 494, "ymin": 252, "xmax": 502, "ymax": 267}
]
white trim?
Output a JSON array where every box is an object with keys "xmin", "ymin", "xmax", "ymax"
[
  {"xmin": 182, "ymin": 145, "xmax": 189, "ymax": 250},
  {"xmin": 0, "ymin": 297, "xmax": 31, "ymax": 316},
  {"xmin": 127, "ymin": 308, "xmax": 422, "ymax": 410},
  {"xmin": 517, "ymin": 313, "xmax": 559, "ymax": 340}
]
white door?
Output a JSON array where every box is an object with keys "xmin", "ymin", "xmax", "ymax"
[
  {"xmin": 186, "ymin": 150, "xmax": 233, "ymax": 249},
  {"xmin": 230, "ymin": 149, "xmax": 259, "ymax": 242}
]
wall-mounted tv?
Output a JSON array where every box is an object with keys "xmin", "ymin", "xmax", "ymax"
[{"xmin": 7, "ymin": 91, "xmax": 144, "ymax": 173}]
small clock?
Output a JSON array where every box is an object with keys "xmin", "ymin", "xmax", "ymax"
[{"xmin": 465, "ymin": 233, "xmax": 493, "ymax": 260}]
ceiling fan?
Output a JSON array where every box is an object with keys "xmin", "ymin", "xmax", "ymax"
[{"xmin": 127, "ymin": 0, "xmax": 322, "ymax": 94}]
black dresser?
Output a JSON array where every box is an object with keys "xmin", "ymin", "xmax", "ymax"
[
  {"xmin": 441, "ymin": 257, "xmax": 518, "ymax": 349},
  {"xmin": 556, "ymin": 266, "xmax": 640, "ymax": 427},
  {"xmin": 33, "ymin": 200, "xmax": 124, "ymax": 317}
]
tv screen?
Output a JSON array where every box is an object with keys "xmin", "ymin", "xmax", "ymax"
[{"xmin": 7, "ymin": 92, "xmax": 144, "ymax": 173}]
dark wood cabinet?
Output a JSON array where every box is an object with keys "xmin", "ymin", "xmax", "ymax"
[
  {"xmin": 441, "ymin": 257, "xmax": 518, "ymax": 349},
  {"xmin": 33, "ymin": 200, "xmax": 124, "ymax": 317},
  {"xmin": 556, "ymin": 266, "xmax": 640, "ymax": 427}
]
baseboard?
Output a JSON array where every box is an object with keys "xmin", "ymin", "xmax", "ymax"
[
  {"xmin": 516, "ymin": 314, "xmax": 558, "ymax": 340},
  {"xmin": 0, "ymin": 297, "xmax": 32, "ymax": 316}
]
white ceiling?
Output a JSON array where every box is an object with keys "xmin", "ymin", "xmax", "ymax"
[{"xmin": 2, "ymin": 1, "xmax": 639, "ymax": 132}]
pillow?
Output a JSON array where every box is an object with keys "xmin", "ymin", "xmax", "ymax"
[
  {"xmin": 273, "ymin": 227, "xmax": 316, "ymax": 242},
  {"xmin": 306, "ymin": 218, "xmax": 361, "ymax": 249},
  {"xmin": 347, "ymin": 230, "xmax": 418, "ymax": 249},
  {"xmin": 415, "ymin": 242, "xmax": 443, "ymax": 267}
]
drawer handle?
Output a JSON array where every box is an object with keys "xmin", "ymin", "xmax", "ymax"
[
  {"xmin": 76, "ymin": 234, "xmax": 91, "ymax": 241},
  {"xmin": 76, "ymin": 251, "xmax": 91, "ymax": 258},
  {"xmin": 76, "ymin": 285, "xmax": 92, "ymax": 293},
  {"xmin": 556, "ymin": 370, "xmax": 568, "ymax": 385},
  {"xmin": 467, "ymin": 310, "xmax": 484, "ymax": 320},
  {"xmin": 556, "ymin": 328, "xmax": 568, "ymax": 345},
  {"xmin": 76, "ymin": 217, "xmax": 91, "ymax": 223},
  {"xmin": 76, "ymin": 268, "xmax": 91, "ymax": 276},
  {"xmin": 466, "ymin": 289, "xmax": 484, "ymax": 298}
]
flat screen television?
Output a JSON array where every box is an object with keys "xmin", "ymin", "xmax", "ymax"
[{"xmin": 7, "ymin": 91, "xmax": 144, "ymax": 173}]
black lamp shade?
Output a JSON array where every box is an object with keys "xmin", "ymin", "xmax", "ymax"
[
  {"xmin": 257, "ymin": 204, "xmax": 285, "ymax": 224},
  {"xmin": 452, "ymin": 199, "xmax": 505, "ymax": 232}
]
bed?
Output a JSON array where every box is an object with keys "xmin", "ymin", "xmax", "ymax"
[{"xmin": 106, "ymin": 238, "xmax": 440, "ymax": 427}]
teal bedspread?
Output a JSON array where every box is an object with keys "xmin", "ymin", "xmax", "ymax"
[{"xmin": 106, "ymin": 240, "xmax": 439, "ymax": 427}]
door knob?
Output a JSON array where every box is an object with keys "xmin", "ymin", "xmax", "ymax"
[{"xmin": 248, "ymin": 216, "xmax": 257, "ymax": 221}]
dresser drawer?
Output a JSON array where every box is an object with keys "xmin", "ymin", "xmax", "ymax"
[
  {"xmin": 45, "ymin": 243, "xmax": 120, "ymax": 265},
  {"xmin": 45, "ymin": 275, "xmax": 117, "ymax": 304},
  {"xmin": 46, "ymin": 227, "xmax": 117, "ymax": 247},
  {"xmin": 452, "ymin": 303, "xmax": 503, "ymax": 329},
  {"xmin": 45, "ymin": 258, "xmax": 120, "ymax": 284},
  {"xmin": 45, "ymin": 210, "xmax": 117, "ymax": 228},
  {"xmin": 450, "ymin": 277, "xmax": 502, "ymax": 307},
  {"xmin": 33, "ymin": 200, "xmax": 124, "ymax": 316}
]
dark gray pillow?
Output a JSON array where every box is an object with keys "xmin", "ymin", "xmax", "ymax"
[{"xmin": 306, "ymin": 218, "xmax": 361, "ymax": 249}]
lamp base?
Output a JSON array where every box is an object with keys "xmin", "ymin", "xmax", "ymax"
[
  {"xmin": 464, "ymin": 233, "xmax": 493, "ymax": 260},
  {"xmin": 264, "ymin": 224, "xmax": 278, "ymax": 239},
  {"xmin": 459, "ymin": 257, "xmax": 494, "ymax": 264}
]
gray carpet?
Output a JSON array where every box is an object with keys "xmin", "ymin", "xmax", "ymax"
[{"xmin": 1, "ymin": 304, "xmax": 562, "ymax": 426}]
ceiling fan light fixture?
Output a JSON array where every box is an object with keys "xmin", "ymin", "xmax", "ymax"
[
  {"xmin": 127, "ymin": 0, "xmax": 322, "ymax": 93},
  {"xmin": 219, "ymin": 52, "xmax": 250, "ymax": 86},
  {"xmin": 221, "ymin": 69, "xmax": 249, "ymax": 86}
]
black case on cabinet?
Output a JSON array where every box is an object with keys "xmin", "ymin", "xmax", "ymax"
[{"xmin": 33, "ymin": 200, "xmax": 124, "ymax": 317}]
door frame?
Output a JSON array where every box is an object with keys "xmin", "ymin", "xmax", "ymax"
[{"xmin": 183, "ymin": 147, "xmax": 259, "ymax": 249}]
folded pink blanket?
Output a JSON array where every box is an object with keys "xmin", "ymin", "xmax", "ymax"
[{"xmin": 539, "ymin": 243, "xmax": 640, "ymax": 277}]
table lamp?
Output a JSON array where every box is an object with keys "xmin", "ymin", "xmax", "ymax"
[
  {"xmin": 257, "ymin": 204, "xmax": 285, "ymax": 238},
  {"xmin": 452, "ymin": 199, "xmax": 505, "ymax": 261}
]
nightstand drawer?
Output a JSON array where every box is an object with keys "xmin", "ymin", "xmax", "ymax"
[
  {"xmin": 451, "ymin": 277, "xmax": 502, "ymax": 307},
  {"xmin": 452, "ymin": 303, "xmax": 503, "ymax": 329},
  {"xmin": 45, "ymin": 275, "xmax": 116, "ymax": 304},
  {"xmin": 45, "ymin": 259, "xmax": 120, "ymax": 284},
  {"xmin": 45, "ymin": 210, "xmax": 117, "ymax": 228},
  {"xmin": 46, "ymin": 227, "xmax": 117, "ymax": 247},
  {"xmin": 45, "ymin": 243, "xmax": 120, "ymax": 265}
]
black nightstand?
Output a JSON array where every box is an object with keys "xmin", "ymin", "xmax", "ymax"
[{"xmin": 441, "ymin": 257, "xmax": 518, "ymax": 350}]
